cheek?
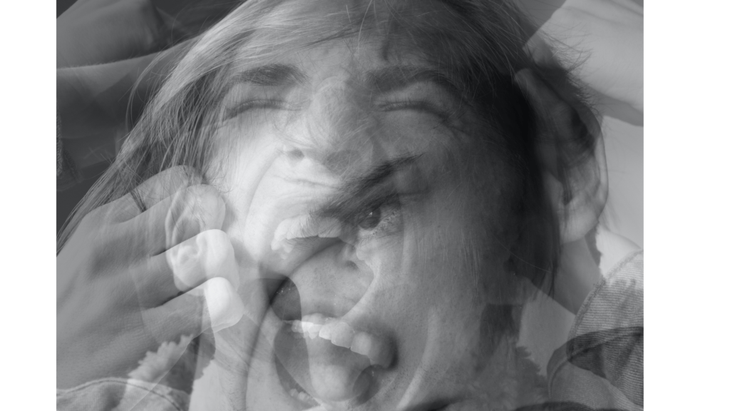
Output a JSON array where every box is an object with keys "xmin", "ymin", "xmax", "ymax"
[
  {"xmin": 209, "ymin": 120, "xmax": 340, "ymax": 271},
  {"xmin": 209, "ymin": 130, "xmax": 279, "ymax": 266},
  {"xmin": 403, "ymin": 187, "xmax": 513, "ymax": 336}
]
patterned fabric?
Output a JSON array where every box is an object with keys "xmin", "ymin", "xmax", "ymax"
[
  {"xmin": 547, "ymin": 251, "xmax": 644, "ymax": 410},
  {"xmin": 57, "ymin": 378, "xmax": 189, "ymax": 411}
]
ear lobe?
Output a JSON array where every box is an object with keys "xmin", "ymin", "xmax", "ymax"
[{"xmin": 514, "ymin": 69, "xmax": 608, "ymax": 244}]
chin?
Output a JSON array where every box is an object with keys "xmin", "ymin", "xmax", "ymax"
[
  {"xmin": 190, "ymin": 324, "xmax": 548, "ymax": 411},
  {"xmin": 243, "ymin": 313, "xmax": 385, "ymax": 411}
]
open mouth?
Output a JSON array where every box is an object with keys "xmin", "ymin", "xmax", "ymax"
[
  {"xmin": 265, "ymin": 212, "xmax": 396, "ymax": 409},
  {"xmin": 273, "ymin": 316, "xmax": 384, "ymax": 409},
  {"xmin": 274, "ymin": 351, "xmax": 321, "ymax": 409},
  {"xmin": 269, "ymin": 275, "xmax": 395, "ymax": 409}
]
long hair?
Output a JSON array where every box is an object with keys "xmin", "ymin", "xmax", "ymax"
[{"xmin": 58, "ymin": 0, "xmax": 599, "ymax": 300}]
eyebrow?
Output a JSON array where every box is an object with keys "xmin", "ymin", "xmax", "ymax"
[
  {"xmin": 349, "ymin": 154, "xmax": 421, "ymax": 193},
  {"xmin": 316, "ymin": 154, "xmax": 422, "ymax": 219},
  {"xmin": 229, "ymin": 63, "xmax": 460, "ymax": 95},
  {"xmin": 228, "ymin": 63, "xmax": 308, "ymax": 87},
  {"xmin": 365, "ymin": 65, "xmax": 464, "ymax": 98}
]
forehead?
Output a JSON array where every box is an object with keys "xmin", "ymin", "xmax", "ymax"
[
  {"xmin": 223, "ymin": 38, "xmax": 485, "ymax": 167},
  {"xmin": 210, "ymin": 0, "xmax": 514, "ymax": 180},
  {"xmin": 227, "ymin": 41, "xmax": 464, "ymax": 102},
  {"xmin": 228, "ymin": 0, "xmax": 474, "ymax": 81}
]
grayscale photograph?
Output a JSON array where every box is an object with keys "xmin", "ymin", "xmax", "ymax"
[{"xmin": 56, "ymin": 0, "xmax": 644, "ymax": 410}]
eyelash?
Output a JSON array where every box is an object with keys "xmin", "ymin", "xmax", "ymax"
[
  {"xmin": 378, "ymin": 99, "xmax": 450, "ymax": 122},
  {"xmin": 226, "ymin": 99, "xmax": 449, "ymax": 121},
  {"xmin": 352, "ymin": 200, "xmax": 402, "ymax": 241},
  {"xmin": 328, "ymin": 192, "xmax": 404, "ymax": 246},
  {"xmin": 224, "ymin": 99, "xmax": 289, "ymax": 120}
]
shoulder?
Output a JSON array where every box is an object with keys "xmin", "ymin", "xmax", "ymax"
[{"xmin": 546, "ymin": 250, "xmax": 644, "ymax": 410}]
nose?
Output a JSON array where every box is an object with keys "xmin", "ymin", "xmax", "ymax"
[{"xmin": 284, "ymin": 77, "xmax": 377, "ymax": 176}]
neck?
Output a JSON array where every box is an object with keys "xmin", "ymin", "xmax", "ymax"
[{"xmin": 552, "ymin": 238, "xmax": 603, "ymax": 314}]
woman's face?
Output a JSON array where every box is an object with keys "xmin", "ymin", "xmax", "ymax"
[{"xmin": 203, "ymin": 30, "xmax": 521, "ymax": 411}]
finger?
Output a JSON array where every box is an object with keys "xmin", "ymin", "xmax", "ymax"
[
  {"xmin": 57, "ymin": 40, "xmax": 193, "ymax": 138},
  {"xmin": 121, "ymin": 183, "xmax": 226, "ymax": 257},
  {"xmin": 163, "ymin": 185, "xmax": 227, "ymax": 251},
  {"xmin": 99, "ymin": 166, "xmax": 201, "ymax": 223},
  {"xmin": 562, "ymin": 0, "xmax": 643, "ymax": 21},
  {"xmin": 166, "ymin": 229, "xmax": 240, "ymax": 292},
  {"xmin": 130, "ymin": 166, "xmax": 202, "ymax": 222},
  {"xmin": 156, "ymin": 9, "xmax": 194, "ymax": 48},
  {"xmin": 145, "ymin": 277, "xmax": 245, "ymax": 343},
  {"xmin": 136, "ymin": 229, "xmax": 239, "ymax": 304}
]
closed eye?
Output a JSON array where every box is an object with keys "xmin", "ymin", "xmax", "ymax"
[
  {"xmin": 224, "ymin": 99, "xmax": 295, "ymax": 120},
  {"xmin": 378, "ymin": 99, "xmax": 451, "ymax": 122}
]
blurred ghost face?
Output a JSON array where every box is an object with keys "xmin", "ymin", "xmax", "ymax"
[{"xmin": 206, "ymin": 21, "xmax": 522, "ymax": 411}]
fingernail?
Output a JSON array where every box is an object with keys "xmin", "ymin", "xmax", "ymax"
[
  {"xmin": 169, "ymin": 230, "xmax": 240, "ymax": 292},
  {"xmin": 167, "ymin": 187, "xmax": 226, "ymax": 246},
  {"xmin": 203, "ymin": 277, "xmax": 244, "ymax": 333},
  {"xmin": 169, "ymin": 240, "xmax": 201, "ymax": 290},
  {"xmin": 198, "ymin": 230, "xmax": 240, "ymax": 290}
]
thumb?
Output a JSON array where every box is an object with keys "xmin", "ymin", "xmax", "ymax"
[
  {"xmin": 133, "ymin": 278, "xmax": 244, "ymax": 389},
  {"xmin": 150, "ymin": 277, "xmax": 245, "ymax": 339}
]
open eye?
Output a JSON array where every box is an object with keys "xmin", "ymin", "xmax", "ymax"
[
  {"xmin": 356, "ymin": 208, "xmax": 382, "ymax": 230},
  {"xmin": 351, "ymin": 202, "xmax": 402, "ymax": 241}
]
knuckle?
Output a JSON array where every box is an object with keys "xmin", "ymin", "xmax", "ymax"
[
  {"xmin": 169, "ymin": 186, "xmax": 226, "ymax": 235},
  {"xmin": 186, "ymin": 184, "xmax": 225, "ymax": 210},
  {"xmin": 164, "ymin": 166, "xmax": 204, "ymax": 189},
  {"xmin": 178, "ymin": 165, "xmax": 202, "ymax": 183},
  {"xmin": 197, "ymin": 230, "xmax": 236, "ymax": 274}
]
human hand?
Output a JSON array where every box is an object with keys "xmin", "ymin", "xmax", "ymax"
[
  {"xmin": 527, "ymin": 0, "xmax": 643, "ymax": 115},
  {"xmin": 595, "ymin": 223, "xmax": 640, "ymax": 274},
  {"xmin": 57, "ymin": 40, "xmax": 190, "ymax": 141},
  {"xmin": 57, "ymin": 0, "xmax": 177, "ymax": 68},
  {"xmin": 57, "ymin": 166, "xmax": 245, "ymax": 389},
  {"xmin": 56, "ymin": 0, "xmax": 192, "ymax": 143}
]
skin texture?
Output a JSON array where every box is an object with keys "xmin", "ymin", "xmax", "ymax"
[
  {"xmin": 56, "ymin": 167, "xmax": 245, "ymax": 390},
  {"xmin": 191, "ymin": 31, "xmax": 531, "ymax": 411},
  {"xmin": 55, "ymin": 0, "xmax": 636, "ymax": 407}
]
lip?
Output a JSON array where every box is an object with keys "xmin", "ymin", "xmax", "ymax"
[
  {"xmin": 274, "ymin": 317, "xmax": 376, "ymax": 402},
  {"xmin": 270, "ymin": 243, "xmax": 373, "ymax": 322},
  {"xmin": 274, "ymin": 347, "xmax": 320, "ymax": 410},
  {"xmin": 265, "ymin": 236, "xmax": 384, "ymax": 408}
]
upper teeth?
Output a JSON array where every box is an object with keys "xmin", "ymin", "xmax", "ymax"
[
  {"xmin": 288, "ymin": 314, "xmax": 393, "ymax": 368},
  {"xmin": 271, "ymin": 216, "xmax": 342, "ymax": 253}
]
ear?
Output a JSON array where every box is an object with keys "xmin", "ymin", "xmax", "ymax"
[{"xmin": 514, "ymin": 69, "xmax": 608, "ymax": 244}]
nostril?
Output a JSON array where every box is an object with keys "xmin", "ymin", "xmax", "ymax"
[{"xmin": 339, "ymin": 241, "xmax": 371, "ymax": 273}]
